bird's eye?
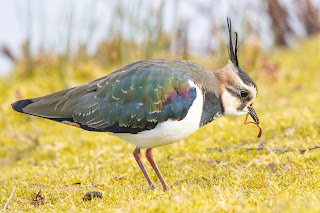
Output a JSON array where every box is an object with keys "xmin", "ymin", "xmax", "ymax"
[{"xmin": 240, "ymin": 91, "xmax": 248, "ymax": 97}]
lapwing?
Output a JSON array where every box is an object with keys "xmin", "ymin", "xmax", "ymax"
[{"xmin": 11, "ymin": 18, "xmax": 261, "ymax": 191}]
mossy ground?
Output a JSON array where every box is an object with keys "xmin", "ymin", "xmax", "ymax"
[{"xmin": 1, "ymin": 37, "xmax": 320, "ymax": 212}]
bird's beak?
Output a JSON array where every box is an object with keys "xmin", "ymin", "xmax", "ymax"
[{"xmin": 247, "ymin": 105, "xmax": 259, "ymax": 124}]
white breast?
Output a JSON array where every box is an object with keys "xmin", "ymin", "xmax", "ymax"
[{"xmin": 113, "ymin": 80, "xmax": 204, "ymax": 148}]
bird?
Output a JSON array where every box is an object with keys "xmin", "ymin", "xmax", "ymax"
[{"xmin": 11, "ymin": 18, "xmax": 261, "ymax": 192}]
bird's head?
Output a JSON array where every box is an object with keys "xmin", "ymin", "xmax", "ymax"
[{"xmin": 218, "ymin": 18, "xmax": 259, "ymax": 124}]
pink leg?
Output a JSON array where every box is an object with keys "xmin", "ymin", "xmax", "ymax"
[
  {"xmin": 133, "ymin": 147, "xmax": 156, "ymax": 189},
  {"xmin": 146, "ymin": 148, "xmax": 169, "ymax": 191}
]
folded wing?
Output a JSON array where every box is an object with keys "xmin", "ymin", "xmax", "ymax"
[{"xmin": 12, "ymin": 60, "xmax": 198, "ymax": 134}]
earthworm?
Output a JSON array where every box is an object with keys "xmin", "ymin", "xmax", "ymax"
[{"xmin": 244, "ymin": 114, "xmax": 262, "ymax": 138}]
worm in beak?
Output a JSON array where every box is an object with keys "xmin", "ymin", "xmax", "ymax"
[{"xmin": 244, "ymin": 106, "xmax": 262, "ymax": 138}]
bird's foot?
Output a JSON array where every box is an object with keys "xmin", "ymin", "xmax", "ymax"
[
  {"xmin": 150, "ymin": 184, "xmax": 157, "ymax": 190},
  {"xmin": 162, "ymin": 183, "xmax": 169, "ymax": 192}
]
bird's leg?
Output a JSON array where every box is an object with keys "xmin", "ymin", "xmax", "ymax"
[
  {"xmin": 133, "ymin": 147, "xmax": 156, "ymax": 190},
  {"xmin": 146, "ymin": 148, "xmax": 169, "ymax": 191}
]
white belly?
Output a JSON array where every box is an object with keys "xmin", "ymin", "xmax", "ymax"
[{"xmin": 112, "ymin": 81, "xmax": 204, "ymax": 148}]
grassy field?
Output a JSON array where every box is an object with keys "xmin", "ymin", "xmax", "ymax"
[{"xmin": 1, "ymin": 36, "xmax": 320, "ymax": 212}]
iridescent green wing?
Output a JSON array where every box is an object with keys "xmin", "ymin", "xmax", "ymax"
[{"xmin": 73, "ymin": 62, "xmax": 197, "ymax": 133}]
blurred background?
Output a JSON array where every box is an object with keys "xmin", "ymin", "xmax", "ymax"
[
  {"xmin": 0, "ymin": 0, "xmax": 319, "ymax": 77},
  {"xmin": 1, "ymin": 2, "xmax": 320, "ymax": 210}
]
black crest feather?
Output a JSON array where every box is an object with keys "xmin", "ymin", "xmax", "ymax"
[{"xmin": 227, "ymin": 17, "xmax": 239, "ymax": 67}]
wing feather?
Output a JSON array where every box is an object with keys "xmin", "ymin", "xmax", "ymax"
[
  {"xmin": 14, "ymin": 60, "xmax": 200, "ymax": 134},
  {"xmin": 72, "ymin": 65, "xmax": 197, "ymax": 133}
]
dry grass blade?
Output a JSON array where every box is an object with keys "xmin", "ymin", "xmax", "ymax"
[
  {"xmin": 28, "ymin": 190, "xmax": 50, "ymax": 207},
  {"xmin": 3, "ymin": 186, "xmax": 15, "ymax": 213}
]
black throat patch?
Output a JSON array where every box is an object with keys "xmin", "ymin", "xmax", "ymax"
[{"xmin": 200, "ymin": 91, "xmax": 223, "ymax": 127}]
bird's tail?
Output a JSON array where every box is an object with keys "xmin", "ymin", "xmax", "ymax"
[
  {"xmin": 10, "ymin": 86, "xmax": 82, "ymax": 119},
  {"xmin": 11, "ymin": 99, "xmax": 34, "ymax": 114}
]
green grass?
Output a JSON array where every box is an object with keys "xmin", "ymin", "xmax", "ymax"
[{"xmin": 1, "ymin": 36, "xmax": 320, "ymax": 212}]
